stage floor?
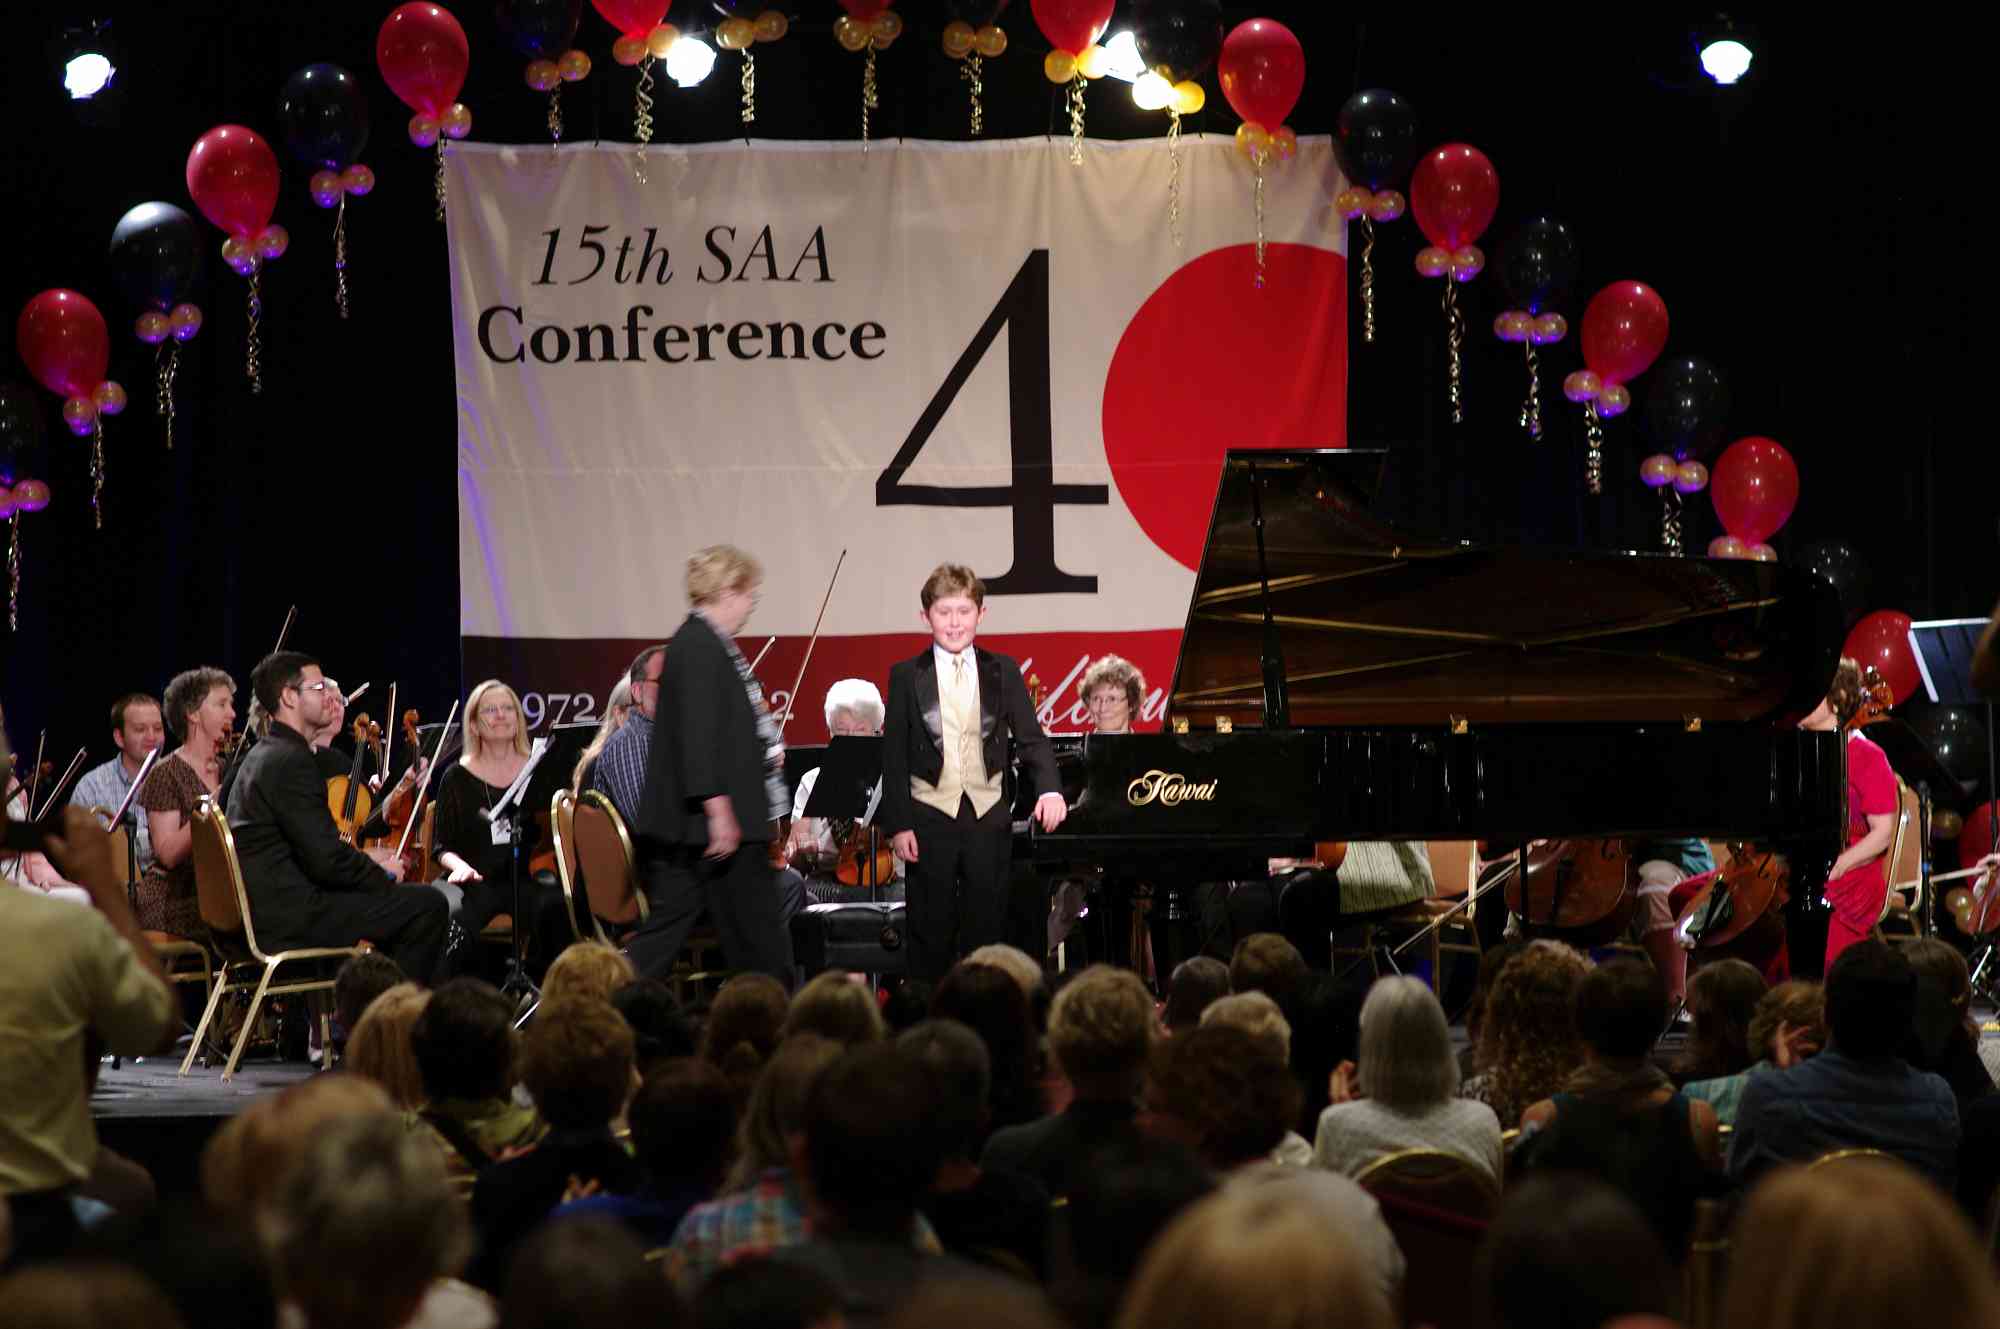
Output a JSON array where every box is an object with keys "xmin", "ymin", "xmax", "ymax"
[{"xmin": 92, "ymin": 1054, "xmax": 315, "ymax": 1122}]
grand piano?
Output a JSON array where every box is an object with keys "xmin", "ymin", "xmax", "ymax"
[{"xmin": 1031, "ymin": 449, "xmax": 1848, "ymax": 889}]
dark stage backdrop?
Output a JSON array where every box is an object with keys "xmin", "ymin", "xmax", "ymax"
[{"xmin": 0, "ymin": 6, "xmax": 1990, "ymax": 763}]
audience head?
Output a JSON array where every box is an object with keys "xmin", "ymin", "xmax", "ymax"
[
  {"xmin": 898, "ymin": 1018, "xmax": 991, "ymax": 1165},
  {"xmin": 0, "ymin": 1261, "xmax": 188, "ymax": 1329},
  {"xmin": 1721, "ymin": 1159, "xmax": 2000, "ymax": 1329},
  {"xmin": 692, "ymin": 1254, "xmax": 839, "ymax": 1329},
  {"xmin": 202, "ymin": 1073, "xmax": 395, "ymax": 1221},
  {"xmin": 1467, "ymin": 938, "xmax": 1526, "ymax": 1053},
  {"xmin": 1824, "ymin": 940, "xmax": 1916, "ymax": 1059},
  {"xmin": 1903, "ymin": 937, "xmax": 1979, "ymax": 1068},
  {"xmin": 257, "ymin": 1110, "xmax": 471, "ymax": 1329},
  {"xmin": 964, "ymin": 944, "xmax": 1046, "ymax": 1004},
  {"xmin": 781, "ymin": 971, "xmax": 887, "ymax": 1048},
  {"xmin": 542, "ymin": 941, "xmax": 637, "ymax": 1008},
  {"xmin": 162, "ymin": 667, "xmax": 236, "ymax": 747},
  {"xmin": 1058, "ymin": 1136, "xmax": 1214, "ymax": 1323},
  {"xmin": 700, "ymin": 973, "xmax": 791, "ymax": 1109},
  {"xmin": 1748, "ymin": 979, "xmax": 1826, "ymax": 1064},
  {"xmin": 1481, "ymin": 1174, "xmax": 1680, "ymax": 1329},
  {"xmin": 881, "ymin": 977, "xmax": 935, "ymax": 1032},
  {"xmin": 1199, "ymin": 989, "xmax": 1292, "ymax": 1058},
  {"xmin": 730, "ymin": 1033, "xmax": 844, "ymax": 1188},
  {"xmin": 1142, "ymin": 1024, "xmax": 1300, "ymax": 1170},
  {"xmin": 1481, "ymin": 940, "xmax": 1591, "ymax": 1125},
  {"xmin": 500, "ymin": 1216, "xmax": 684, "ymax": 1329},
  {"xmin": 520, "ymin": 997, "xmax": 636, "ymax": 1131},
  {"xmin": 344, "ymin": 982, "xmax": 431, "ymax": 1109},
  {"xmin": 1681, "ymin": 958, "xmax": 1766, "ymax": 1079},
  {"xmin": 1161, "ymin": 956, "xmax": 1231, "ymax": 1033},
  {"xmin": 410, "ymin": 976, "xmax": 517, "ymax": 1105},
  {"xmin": 1113, "ymin": 1176, "xmax": 1396, "ymax": 1329},
  {"xmin": 931, "ymin": 959, "xmax": 1039, "ymax": 1130},
  {"xmin": 889, "ymin": 1281, "xmax": 1064, "ymax": 1329},
  {"xmin": 1048, "ymin": 965, "xmax": 1157, "ymax": 1103},
  {"xmin": 108, "ymin": 692, "xmax": 165, "ymax": 764},
  {"xmin": 333, "ymin": 950, "xmax": 406, "ymax": 1038},
  {"xmin": 630, "ymin": 1058, "xmax": 737, "ymax": 1193},
  {"xmin": 1356, "ymin": 975, "xmax": 1460, "ymax": 1109},
  {"xmin": 1229, "ymin": 933, "xmax": 1308, "ymax": 1010},
  {"xmin": 128, "ymin": 1207, "xmax": 277, "ymax": 1329},
  {"xmin": 612, "ymin": 979, "xmax": 697, "ymax": 1075},
  {"xmin": 797, "ymin": 1043, "xmax": 942, "ymax": 1237},
  {"xmin": 1287, "ymin": 970, "xmax": 1363, "ymax": 1132},
  {"xmin": 1573, "ymin": 956, "xmax": 1667, "ymax": 1061}
]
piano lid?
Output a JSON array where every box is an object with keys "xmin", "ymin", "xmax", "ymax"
[{"xmin": 1168, "ymin": 450, "xmax": 1844, "ymax": 728}]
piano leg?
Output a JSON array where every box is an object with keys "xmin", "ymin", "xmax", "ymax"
[{"xmin": 1783, "ymin": 847, "xmax": 1835, "ymax": 980}]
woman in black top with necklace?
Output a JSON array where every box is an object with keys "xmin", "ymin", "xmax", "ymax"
[{"xmin": 434, "ymin": 680, "xmax": 553, "ymax": 965}]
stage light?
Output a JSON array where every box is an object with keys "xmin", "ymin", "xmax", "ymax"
[
  {"xmin": 1099, "ymin": 30, "xmax": 1146, "ymax": 83},
  {"xmin": 61, "ymin": 22, "xmax": 116, "ymax": 100},
  {"xmin": 1132, "ymin": 71, "xmax": 1174, "ymax": 111},
  {"xmin": 1696, "ymin": 17, "xmax": 1754, "ymax": 85},
  {"xmin": 666, "ymin": 33, "xmax": 716, "ymax": 87}
]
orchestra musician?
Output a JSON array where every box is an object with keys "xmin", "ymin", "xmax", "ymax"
[
  {"xmin": 589, "ymin": 646, "xmax": 666, "ymax": 827},
  {"xmin": 572, "ymin": 675, "xmax": 634, "ymax": 796},
  {"xmin": 1627, "ymin": 837, "xmax": 1715, "ymax": 1004},
  {"xmin": 785, "ymin": 678, "xmax": 903, "ymax": 905},
  {"xmin": 880, "ymin": 564, "xmax": 1065, "ymax": 981},
  {"xmin": 1, "ymin": 698, "xmax": 83, "ymax": 899},
  {"xmin": 69, "ymin": 692, "xmax": 165, "ymax": 874},
  {"xmin": 225, "ymin": 651, "xmax": 449, "ymax": 982},
  {"xmin": 1799, "ymin": 657, "xmax": 1898, "ymax": 973},
  {"xmin": 133, "ymin": 668, "xmax": 236, "ymax": 938},
  {"xmin": 629, "ymin": 546, "xmax": 796, "ymax": 986}
]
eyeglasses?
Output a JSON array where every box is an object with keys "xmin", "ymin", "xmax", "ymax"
[
  {"xmin": 476, "ymin": 707, "xmax": 515, "ymax": 719},
  {"xmin": 297, "ymin": 680, "xmax": 341, "ymax": 696}
]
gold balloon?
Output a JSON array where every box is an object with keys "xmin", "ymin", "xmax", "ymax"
[
  {"xmin": 646, "ymin": 25, "xmax": 678, "ymax": 59},
  {"xmin": 92, "ymin": 381, "xmax": 127, "ymax": 415},
  {"xmin": 834, "ymin": 16, "xmax": 870, "ymax": 52},
  {"xmin": 1268, "ymin": 125, "xmax": 1297, "ymax": 161},
  {"xmin": 612, "ymin": 34, "xmax": 647, "ymax": 65},
  {"xmin": 1234, "ymin": 121, "xmax": 1269, "ymax": 161},
  {"xmin": 942, "ymin": 19, "xmax": 975, "ymax": 58},
  {"xmin": 1075, "ymin": 42, "xmax": 1109, "ymax": 79},
  {"xmin": 134, "ymin": 311, "xmax": 172, "ymax": 345},
  {"xmin": 973, "ymin": 24, "xmax": 1007, "ymax": 57},
  {"xmin": 407, "ymin": 113, "xmax": 440, "ymax": 147},
  {"xmin": 1935, "ymin": 808, "xmax": 1965, "ymax": 840},
  {"xmin": 440, "ymin": 102, "xmax": 473, "ymax": 139},
  {"xmin": 1172, "ymin": 80, "xmax": 1204, "ymax": 114},
  {"xmin": 753, "ymin": 10, "xmax": 788, "ymax": 42},
  {"xmin": 718, "ymin": 17, "xmax": 755, "ymax": 50},
  {"xmin": 558, "ymin": 48, "xmax": 592, "ymax": 80},
  {"xmin": 524, "ymin": 59, "xmax": 560, "ymax": 92},
  {"xmin": 1044, "ymin": 48, "xmax": 1076, "ymax": 82},
  {"xmin": 872, "ymin": 10, "xmax": 903, "ymax": 43}
]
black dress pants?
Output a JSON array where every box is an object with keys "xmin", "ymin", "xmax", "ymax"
[
  {"xmin": 260, "ymin": 886, "xmax": 451, "ymax": 985},
  {"xmin": 627, "ymin": 844, "xmax": 795, "ymax": 987},
  {"xmin": 906, "ymin": 796, "xmax": 1012, "ymax": 980}
]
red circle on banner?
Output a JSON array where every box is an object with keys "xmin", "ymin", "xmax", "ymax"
[{"xmin": 1102, "ymin": 242, "xmax": 1348, "ymax": 570}]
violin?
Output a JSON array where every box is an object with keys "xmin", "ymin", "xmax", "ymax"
[
  {"xmin": 1673, "ymin": 844, "xmax": 1792, "ymax": 965},
  {"xmin": 327, "ymin": 715, "xmax": 382, "ymax": 843},
  {"xmin": 1848, "ymin": 665, "xmax": 1894, "ymax": 729},
  {"xmin": 1503, "ymin": 838, "xmax": 1639, "ymax": 946},
  {"xmin": 832, "ymin": 820, "xmax": 897, "ymax": 888},
  {"xmin": 363, "ymin": 709, "xmax": 426, "ymax": 879}
]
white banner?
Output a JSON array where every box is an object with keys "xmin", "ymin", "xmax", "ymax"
[{"xmin": 447, "ymin": 136, "xmax": 1346, "ymax": 734}]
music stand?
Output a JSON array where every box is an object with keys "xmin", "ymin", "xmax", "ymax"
[
  {"xmin": 802, "ymin": 737, "xmax": 887, "ymax": 902},
  {"xmin": 1909, "ymin": 618, "xmax": 1997, "ymax": 992}
]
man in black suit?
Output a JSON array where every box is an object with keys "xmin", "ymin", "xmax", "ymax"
[
  {"xmin": 880, "ymin": 564, "xmax": 1065, "ymax": 981},
  {"xmin": 630, "ymin": 545, "xmax": 794, "ymax": 985},
  {"xmin": 226, "ymin": 651, "xmax": 449, "ymax": 982}
]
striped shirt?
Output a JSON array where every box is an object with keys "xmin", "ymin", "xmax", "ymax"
[{"xmin": 591, "ymin": 711, "xmax": 652, "ymax": 828}]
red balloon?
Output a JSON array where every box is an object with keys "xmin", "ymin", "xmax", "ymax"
[
  {"xmin": 1579, "ymin": 281, "xmax": 1669, "ymax": 385},
  {"xmin": 836, "ymin": 0, "xmax": 893, "ymax": 20},
  {"xmin": 1409, "ymin": 144, "xmax": 1499, "ymax": 251},
  {"xmin": 1030, "ymin": 0, "xmax": 1115, "ymax": 54},
  {"xmin": 1216, "ymin": 19, "xmax": 1305, "ymax": 129},
  {"xmin": 1961, "ymin": 802, "xmax": 1998, "ymax": 870},
  {"xmin": 1843, "ymin": 610, "xmax": 1921, "ymax": 707},
  {"xmin": 592, "ymin": 0, "xmax": 669, "ymax": 38},
  {"xmin": 185, "ymin": 126, "xmax": 280, "ymax": 241},
  {"xmin": 16, "ymin": 290, "xmax": 110, "ymax": 399},
  {"xmin": 378, "ymin": 2, "xmax": 470, "ymax": 117},
  {"xmin": 1709, "ymin": 435, "xmax": 1799, "ymax": 546}
]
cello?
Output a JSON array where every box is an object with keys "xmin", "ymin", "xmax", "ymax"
[
  {"xmin": 1673, "ymin": 844, "xmax": 1792, "ymax": 974},
  {"xmin": 1503, "ymin": 838, "xmax": 1640, "ymax": 947}
]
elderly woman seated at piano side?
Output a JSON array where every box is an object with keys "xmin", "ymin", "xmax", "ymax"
[
  {"xmin": 1082, "ymin": 654, "xmax": 1145, "ymax": 734},
  {"xmin": 786, "ymin": 678, "xmax": 902, "ymax": 902}
]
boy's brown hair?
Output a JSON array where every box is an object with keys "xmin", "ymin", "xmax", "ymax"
[{"xmin": 920, "ymin": 563, "xmax": 985, "ymax": 611}]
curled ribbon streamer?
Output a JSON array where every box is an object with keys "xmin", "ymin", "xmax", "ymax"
[
  {"xmin": 246, "ymin": 267, "xmax": 264, "ymax": 395},
  {"xmin": 1166, "ymin": 109, "xmax": 1183, "ymax": 249},
  {"xmin": 1583, "ymin": 399, "xmax": 1604, "ymax": 495},
  {"xmin": 634, "ymin": 57, "xmax": 655, "ymax": 182},
  {"xmin": 741, "ymin": 51, "xmax": 755, "ymax": 125},
  {"xmin": 1442, "ymin": 279, "xmax": 1463, "ymax": 422},
  {"xmin": 8, "ymin": 514, "xmax": 20, "ymax": 633},
  {"xmin": 961, "ymin": 54, "xmax": 984, "ymax": 136},
  {"xmin": 434, "ymin": 140, "xmax": 447, "ymax": 221},
  {"xmin": 549, "ymin": 87, "xmax": 563, "ymax": 144},
  {"xmin": 1521, "ymin": 341, "xmax": 1542, "ymax": 440},
  {"xmin": 333, "ymin": 194, "xmax": 351, "ymax": 321},
  {"xmin": 1358, "ymin": 217, "xmax": 1376, "ymax": 343},
  {"xmin": 156, "ymin": 343, "xmax": 178, "ymax": 451},
  {"xmin": 1067, "ymin": 73, "xmax": 1086, "ymax": 166},
  {"xmin": 1661, "ymin": 487, "xmax": 1684, "ymax": 556},
  {"xmin": 90, "ymin": 418, "xmax": 105, "ymax": 530},
  {"xmin": 861, "ymin": 46, "xmax": 879, "ymax": 147},
  {"xmin": 1253, "ymin": 160, "xmax": 1267, "ymax": 288}
]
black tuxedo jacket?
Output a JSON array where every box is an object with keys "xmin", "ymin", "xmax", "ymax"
[
  {"xmin": 636, "ymin": 611, "xmax": 773, "ymax": 852},
  {"xmin": 878, "ymin": 644, "xmax": 1059, "ymax": 837}
]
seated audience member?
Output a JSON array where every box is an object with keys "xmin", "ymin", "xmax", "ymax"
[
  {"xmin": 201, "ymin": 1074, "xmax": 397, "ymax": 1222},
  {"xmin": 1480, "ymin": 1174, "xmax": 1682, "ymax": 1329},
  {"xmin": 1228, "ymin": 933, "xmax": 1308, "ymax": 1012},
  {"xmin": 782, "ymin": 971, "xmax": 887, "ymax": 1047},
  {"xmin": 70, "ymin": 691, "xmax": 166, "ymax": 873},
  {"xmin": 410, "ymin": 978, "xmax": 546, "ymax": 1182},
  {"xmin": 698, "ymin": 973, "xmax": 791, "ymax": 1113},
  {"xmin": 1514, "ymin": 958, "xmax": 1720, "ymax": 1254},
  {"xmin": 1684, "ymin": 979, "xmax": 1825, "ymax": 1125},
  {"xmin": 0, "ymin": 1261, "xmax": 188, "ymax": 1326},
  {"xmin": 692, "ymin": 1253, "xmax": 840, "ymax": 1329},
  {"xmin": 1111, "ymin": 1176, "xmax": 1397, "ymax": 1329},
  {"xmin": 541, "ymin": 941, "xmax": 636, "ymax": 1007},
  {"xmin": 472, "ymin": 998, "xmax": 644, "ymax": 1289},
  {"xmin": 900, "ymin": 1019, "xmax": 1051, "ymax": 1277},
  {"xmin": 886, "ymin": 1280, "xmax": 1065, "ymax": 1329},
  {"xmin": 963, "ymin": 944, "xmax": 1047, "ymax": 1007},
  {"xmin": 1287, "ymin": 969, "xmax": 1363, "ymax": 1136},
  {"xmin": 981, "ymin": 965, "xmax": 1155, "ymax": 1198},
  {"xmin": 1720, "ymin": 1158, "xmax": 2000, "ymax": 1329},
  {"xmin": 1729, "ymin": 940, "xmax": 1959, "ymax": 1187},
  {"xmin": 612, "ymin": 979, "xmax": 698, "ymax": 1078},
  {"xmin": 881, "ymin": 978, "xmax": 935, "ymax": 1033},
  {"xmin": 345, "ymin": 982, "xmax": 432, "ymax": 1109},
  {"xmin": 779, "ymin": 1044, "xmax": 978, "ymax": 1325},
  {"xmin": 931, "ymin": 961, "xmax": 1043, "ymax": 1139},
  {"xmin": 1314, "ymin": 976, "xmax": 1504, "ymax": 1183},
  {"xmin": 1902, "ymin": 938, "xmax": 1997, "ymax": 1107},
  {"xmin": 1051, "ymin": 1137, "xmax": 1214, "ymax": 1329},
  {"xmin": 669, "ymin": 1035, "xmax": 846, "ymax": 1292},
  {"xmin": 128, "ymin": 1214, "xmax": 279, "ymax": 1329},
  {"xmin": 502, "ymin": 1216, "xmax": 684, "ymax": 1329},
  {"xmin": 333, "ymin": 950, "xmax": 406, "ymax": 1058},
  {"xmin": 1673, "ymin": 958, "xmax": 1766, "ymax": 1084},
  {"xmin": 1143, "ymin": 1024, "xmax": 1301, "ymax": 1172},
  {"xmin": 1460, "ymin": 939, "xmax": 1591, "ymax": 1128},
  {"xmin": 1458, "ymin": 939, "xmax": 1524, "ymax": 1079},
  {"xmin": 562, "ymin": 1058, "xmax": 737, "ymax": 1246},
  {"xmin": 1160, "ymin": 956, "xmax": 1230, "ymax": 1034},
  {"xmin": 1200, "ymin": 991, "xmax": 1313, "ymax": 1165},
  {"xmin": 0, "ymin": 806, "xmax": 175, "ymax": 1266},
  {"xmin": 256, "ymin": 1110, "xmax": 481, "ymax": 1329}
]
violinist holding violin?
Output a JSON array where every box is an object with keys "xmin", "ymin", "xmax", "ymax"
[
  {"xmin": 785, "ymin": 679, "xmax": 902, "ymax": 905},
  {"xmin": 1799, "ymin": 657, "xmax": 1899, "ymax": 973}
]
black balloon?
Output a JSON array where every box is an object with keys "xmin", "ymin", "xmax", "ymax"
[
  {"xmin": 0, "ymin": 380, "xmax": 49, "ymax": 487},
  {"xmin": 1911, "ymin": 706, "xmax": 1989, "ymax": 791},
  {"xmin": 1643, "ymin": 355, "xmax": 1731, "ymax": 460},
  {"xmin": 1787, "ymin": 539, "xmax": 1867, "ymax": 627},
  {"xmin": 1496, "ymin": 215, "xmax": 1578, "ymax": 316},
  {"xmin": 107, "ymin": 202, "xmax": 202, "ymax": 315},
  {"xmin": 277, "ymin": 64, "xmax": 369, "ymax": 172},
  {"xmin": 498, "ymin": 0, "xmax": 583, "ymax": 58},
  {"xmin": 1333, "ymin": 88, "xmax": 1418, "ymax": 192},
  {"xmin": 1130, "ymin": 0, "xmax": 1223, "ymax": 84}
]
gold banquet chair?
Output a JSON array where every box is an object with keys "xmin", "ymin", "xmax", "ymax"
[
  {"xmin": 549, "ymin": 790, "xmax": 588, "ymax": 944},
  {"xmin": 181, "ymin": 797, "xmax": 360, "ymax": 1079},
  {"xmin": 1877, "ymin": 777, "xmax": 1927, "ymax": 943},
  {"xmin": 570, "ymin": 791, "xmax": 649, "ymax": 947},
  {"xmin": 98, "ymin": 807, "xmax": 213, "ymax": 1003},
  {"xmin": 1328, "ymin": 841, "xmax": 1484, "ymax": 995},
  {"xmin": 1353, "ymin": 1148, "xmax": 1501, "ymax": 1222}
]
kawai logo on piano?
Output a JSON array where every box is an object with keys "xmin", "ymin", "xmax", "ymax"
[{"xmin": 1126, "ymin": 769, "xmax": 1219, "ymax": 807}]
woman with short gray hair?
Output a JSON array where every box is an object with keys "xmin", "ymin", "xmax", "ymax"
[{"xmin": 1312, "ymin": 975, "xmax": 1504, "ymax": 1182}]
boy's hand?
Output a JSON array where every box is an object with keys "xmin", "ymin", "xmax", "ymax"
[
  {"xmin": 1032, "ymin": 793, "xmax": 1067, "ymax": 832},
  {"xmin": 891, "ymin": 830, "xmax": 919, "ymax": 863}
]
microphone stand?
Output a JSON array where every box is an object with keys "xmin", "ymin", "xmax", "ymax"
[{"xmin": 483, "ymin": 736, "xmax": 550, "ymax": 1020}]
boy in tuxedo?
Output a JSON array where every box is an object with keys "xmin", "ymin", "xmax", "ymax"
[{"xmin": 881, "ymin": 564, "xmax": 1066, "ymax": 979}]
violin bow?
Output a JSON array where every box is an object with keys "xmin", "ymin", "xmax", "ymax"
[
  {"xmin": 393, "ymin": 699, "xmax": 459, "ymax": 865},
  {"xmin": 32, "ymin": 748, "xmax": 89, "ymax": 823},
  {"xmin": 106, "ymin": 748, "xmax": 161, "ymax": 831},
  {"xmin": 749, "ymin": 637, "xmax": 777, "ymax": 672},
  {"xmin": 778, "ymin": 549, "xmax": 847, "ymax": 729},
  {"xmin": 27, "ymin": 730, "xmax": 47, "ymax": 817},
  {"xmin": 379, "ymin": 683, "xmax": 398, "ymax": 782}
]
